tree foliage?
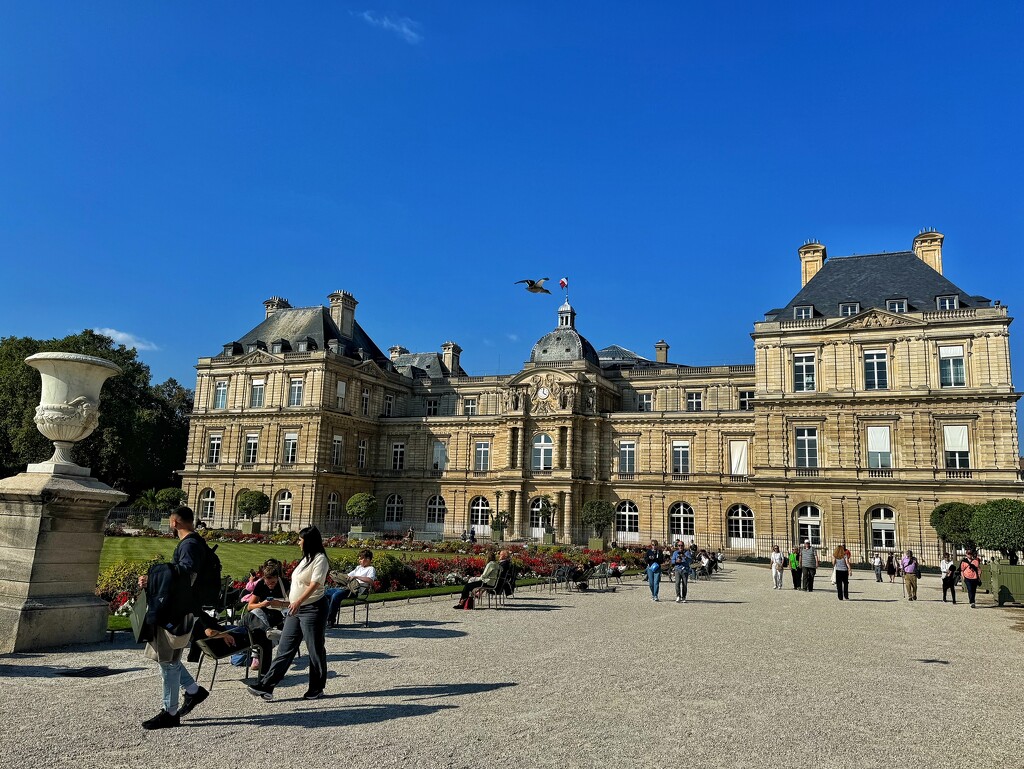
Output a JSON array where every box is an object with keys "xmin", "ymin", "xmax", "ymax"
[
  {"xmin": 971, "ymin": 499, "xmax": 1024, "ymax": 565},
  {"xmin": 930, "ymin": 502, "xmax": 977, "ymax": 547},
  {"xmin": 0, "ymin": 331, "xmax": 193, "ymax": 496},
  {"xmin": 346, "ymin": 492, "xmax": 378, "ymax": 523},
  {"xmin": 236, "ymin": 489, "xmax": 271, "ymax": 520},
  {"xmin": 581, "ymin": 499, "xmax": 616, "ymax": 537}
]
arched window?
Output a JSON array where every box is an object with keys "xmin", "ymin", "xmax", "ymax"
[
  {"xmin": 532, "ymin": 433, "xmax": 553, "ymax": 471},
  {"xmin": 668, "ymin": 502, "xmax": 695, "ymax": 539},
  {"xmin": 200, "ymin": 489, "xmax": 215, "ymax": 520},
  {"xmin": 615, "ymin": 500, "xmax": 640, "ymax": 542},
  {"xmin": 426, "ymin": 495, "xmax": 447, "ymax": 528},
  {"xmin": 326, "ymin": 492, "xmax": 339, "ymax": 520},
  {"xmin": 796, "ymin": 504, "xmax": 822, "ymax": 546},
  {"xmin": 727, "ymin": 504, "xmax": 754, "ymax": 546},
  {"xmin": 276, "ymin": 490, "xmax": 292, "ymax": 523},
  {"xmin": 869, "ymin": 506, "xmax": 896, "ymax": 550},
  {"xmin": 470, "ymin": 496, "xmax": 490, "ymax": 527},
  {"xmin": 529, "ymin": 497, "xmax": 547, "ymax": 535},
  {"xmin": 385, "ymin": 494, "xmax": 404, "ymax": 522}
]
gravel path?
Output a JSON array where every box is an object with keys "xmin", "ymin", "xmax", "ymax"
[{"xmin": 1, "ymin": 565, "xmax": 1020, "ymax": 768}]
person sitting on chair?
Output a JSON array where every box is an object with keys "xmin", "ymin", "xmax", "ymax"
[
  {"xmin": 454, "ymin": 551, "xmax": 499, "ymax": 609},
  {"xmin": 244, "ymin": 561, "xmax": 290, "ymax": 633},
  {"xmin": 325, "ymin": 550, "xmax": 376, "ymax": 626},
  {"xmin": 496, "ymin": 550, "xmax": 515, "ymax": 595}
]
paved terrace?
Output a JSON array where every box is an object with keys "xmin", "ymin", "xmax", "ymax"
[{"xmin": 1, "ymin": 564, "xmax": 1021, "ymax": 768}]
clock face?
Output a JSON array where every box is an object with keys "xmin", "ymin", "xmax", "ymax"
[{"xmin": 537, "ymin": 386, "xmax": 550, "ymax": 399}]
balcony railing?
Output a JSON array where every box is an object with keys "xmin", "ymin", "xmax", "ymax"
[
  {"xmin": 671, "ymin": 473, "xmax": 690, "ymax": 482},
  {"xmin": 794, "ymin": 468, "xmax": 819, "ymax": 478},
  {"xmin": 868, "ymin": 469, "xmax": 893, "ymax": 479},
  {"xmin": 616, "ymin": 472, "xmax": 636, "ymax": 481},
  {"xmin": 726, "ymin": 474, "xmax": 752, "ymax": 483},
  {"xmin": 945, "ymin": 470, "xmax": 973, "ymax": 480}
]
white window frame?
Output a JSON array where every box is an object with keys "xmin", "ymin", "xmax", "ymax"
[
  {"xmin": 463, "ymin": 397, "xmax": 477, "ymax": 416},
  {"xmin": 474, "ymin": 441, "xmax": 490, "ymax": 471},
  {"xmin": 288, "ymin": 378, "xmax": 304, "ymax": 407},
  {"xmin": 200, "ymin": 489, "xmax": 215, "ymax": 519},
  {"xmin": 244, "ymin": 433, "xmax": 259, "ymax": 464},
  {"xmin": 326, "ymin": 492, "xmax": 339, "ymax": 520},
  {"xmin": 686, "ymin": 392, "xmax": 702, "ymax": 412},
  {"xmin": 671, "ymin": 441, "xmax": 690, "ymax": 475},
  {"xmin": 887, "ymin": 299, "xmax": 907, "ymax": 313},
  {"xmin": 331, "ymin": 435, "xmax": 344, "ymax": 467},
  {"xmin": 383, "ymin": 393, "xmax": 394, "ymax": 417},
  {"xmin": 794, "ymin": 306, "xmax": 813, "ymax": 320},
  {"xmin": 870, "ymin": 507, "xmax": 896, "ymax": 549},
  {"xmin": 864, "ymin": 349, "xmax": 888, "ymax": 390},
  {"xmin": 839, "ymin": 302, "xmax": 860, "ymax": 317},
  {"xmin": 426, "ymin": 398, "xmax": 439, "ymax": 417},
  {"xmin": 532, "ymin": 434, "xmax": 553, "ymax": 471},
  {"xmin": 361, "ymin": 388, "xmax": 370, "ymax": 416},
  {"xmin": 207, "ymin": 434, "xmax": 222, "ymax": 464},
  {"xmin": 795, "ymin": 427, "xmax": 818, "ymax": 468},
  {"xmin": 669, "ymin": 502, "xmax": 695, "ymax": 538},
  {"xmin": 943, "ymin": 425, "xmax": 970, "ymax": 469},
  {"xmin": 867, "ymin": 425, "xmax": 891, "ymax": 468},
  {"xmin": 391, "ymin": 442, "xmax": 405, "ymax": 471},
  {"xmin": 727, "ymin": 504, "xmax": 755, "ymax": 541},
  {"xmin": 793, "ymin": 353, "xmax": 816, "ymax": 392},
  {"xmin": 283, "ymin": 432, "xmax": 298, "ymax": 464},
  {"xmin": 796, "ymin": 504, "xmax": 821, "ymax": 546},
  {"xmin": 615, "ymin": 501, "xmax": 639, "ymax": 534},
  {"xmin": 470, "ymin": 497, "xmax": 490, "ymax": 527},
  {"xmin": 385, "ymin": 494, "xmax": 404, "ymax": 522},
  {"xmin": 638, "ymin": 393, "xmax": 653, "ymax": 412},
  {"xmin": 426, "ymin": 495, "xmax": 447, "ymax": 525},
  {"xmin": 276, "ymin": 490, "xmax": 292, "ymax": 522},
  {"xmin": 432, "ymin": 441, "xmax": 447, "ymax": 472},
  {"xmin": 357, "ymin": 439, "xmax": 367, "ymax": 469},
  {"xmin": 213, "ymin": 381, "xmax": 228, "ymax": 410},
  {"xmin": 738, "ymin": 391, "xmax": 754, "ymax": 411},
  {"xmin": 250, "ymin": 379, "xmax": 265, "ymax": 408},
  {"xmin": 618, "ymin": 440, "xmax": 636, "ymax": 473},
  {"xmin": 336, "ymin": 380, "xmax": 347, "ymax": 409},
  {"xmin": 936, "ymin": 295, "xmax": 959, "ymax": 311},
  {"xmin": 939, "ymin": 345, "xmax": 966, "ymax": 388}
]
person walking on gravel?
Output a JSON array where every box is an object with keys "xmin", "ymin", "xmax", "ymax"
[
  {"xmin": 901, "ymin": 549, "xmax": 920, "ymax": 601},
  {"xmin": 788, "ymin": 547, "xmax": 801, "ymax": 589},
  {"xmin": 800, "ymin": 541, "xmax": 818, "ymax": 591},
  {"xmin": 770, "ymin": 545, "xmax": 785, "ymax": 590},
  {"xmin": 832, "ymin": 544, "xmax": 850, "ymax": 600},
  {"xmin": 645, "ymin": 540, "xmax": 665, "ymax": 601},
  {"xmin": 960, "ymin": 549, "xmax": 982, "ymax": 608},
  {"xmin": 671, "ymin": 542, "xmax": 691, "ymax": 603}
]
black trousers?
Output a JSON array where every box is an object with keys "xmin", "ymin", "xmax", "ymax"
[
  {"xmin": 802, "ymin": 568, "xmax": 816, "ymax": 591},
  {"xmin": 791, "ymin": 567, "xmax": 801, "ymax": 589},
  {"xmin": 835, "ymin": 570, "xmax": 849, "ymax": 599},
  {"xmin": 260, "ymin": 597, "xmax": 328, "ymax": 694},
  {"xmin": 964, "ymin": 577, "xmax": 980, "ymax": 605},
  {"xmin": 942, "ymin": 576, "xmax": 957, "ymax": 603}
]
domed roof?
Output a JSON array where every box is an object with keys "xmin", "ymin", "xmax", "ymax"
[{"xmin": 529, "ymin": 301, "xmax": 600, "ymax": 366}]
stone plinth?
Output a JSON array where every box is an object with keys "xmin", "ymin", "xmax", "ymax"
[{"xmin": 0, "ymin": 472, "xmax": 126, "ymax": 653}]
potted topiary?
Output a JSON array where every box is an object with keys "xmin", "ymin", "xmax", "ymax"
[
  {"xmin": 346, "ymin": 492, "xmax": 378, "ymax": 539},
  {"xmin": 582, "ymin": 499, "xmax": 615, "ymax": 551},
  {"xmin": 538, "ymin": 495, "xmax": 558, "ymax": 544},
  {"xmin": 236, "ymin": 489, "xmax": 270, "ymax": 534}
]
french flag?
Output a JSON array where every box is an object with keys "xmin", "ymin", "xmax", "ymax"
[{"xmin": 559, "ymin": 277, "xmax": 568, "ymax": 289}]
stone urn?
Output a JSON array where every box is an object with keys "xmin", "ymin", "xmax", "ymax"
[{"xmin": 25, "ymin": 352, "xmax": 122, "ymax": 477}]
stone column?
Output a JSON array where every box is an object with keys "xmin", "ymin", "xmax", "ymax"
[
  {"xmin": 561, "ymin": 491, "xmax": 572, "ymax": 543},
  {"xmin": 509, "ymin": 490, "xmax": 521, "ymax": 539}
]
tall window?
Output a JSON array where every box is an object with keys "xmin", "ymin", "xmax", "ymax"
[
  {"xmin": 671, "ymin": 441, "xmax": 690, "ymax": 475},
  {"xmin": 391, "ymin": 442, "xmax": 405, "ymax": 471},
  {"xmin": 385, "ymin": 494, "xmax": 404, "ymax": 522},
  {"xmin": 426, "ymin": 495, "xmax": 447, "ymax": 525},
  {"xmin": 288, "ymin": 378, "xmax": 304, "ymax": 406},
  {"xmin": 615, "ymin": 501, "xmax": 639, "ymax": 533},
  {"xmin": 463, "ymin": 397, "xmax": 477, "ymax": 416},
  {"xmin": 432, "ymin": 441, "xmax": 447, "ymax": 472},
  {"xmin": 686, "ymin": 393, "xmax": 702, "ymax": 412},
  {"xmin": 336, "ymin": 380, "xmax": 347, "ymax": 409},
  {"xmin": 887, "ymin": 299, "xmax": 907, "ymax": 313},
  {"xmin": 839, "ymin": 302, "xmax": 859, "ymax": 316},
  {"xmin": 729, "ymin": 440, "xmax": 748, "ymax": 476},
  {"xmin": 795, "ymin": 428, "xmax": 818, "ymax": 468},
  {"xmin": 426, "ymin": 398, "xmax": 438, "ymax": 416},
  {"xmin": 383, "ymin": 394, "xmax": 394, "ymax": 417},
  {"xmin": 331, "ymin": 435, "xmax": 344, "ymax": 467},
  {"xmin": 470, "ymin": 496, "xmax": 490, "ymax": 527},
  {"xmin": 200, "ymin": 489, "xmax": 215, "ymax": 519},
  {"xmin": 618, "ymin": 441, "xmax": 636, "ymax": 473},
  {"xmin": 357, "ymin": 439, "xmax": 367, "ymax": 468},
  {"xmin": 283, "ymin": 432, "xmax": 298, "ymax": 464},
  {"xmin": 207, "ymin": 435, "xmax": 222, "ymax": 464},
  {"xmin": 276, "ymin": 490, "xmax": 292, "ymax": 522},
  {"xmin": 529, "ymin": 497, "xmax": 546, "ymax": 531},
  {"xmin": 532, "ymin": 434, "xmax": 553, "ymax": 470},
  {"xmin": 727, "ymin": 504, "xmax": 754, "ymax": 542},
  {"xmin": 738, "ymin": 391, "xmax": 754, "ymax": 411},
  {"xmin": 213, "ymin": 381, "xmax": 228, "ymax": 409},
  {"xmin": 362, "ymin": 388, "xmax": 370, "ymax": 416},
  {"xmin": 936, "ymin": 295, "xmax": 959, "ymax": 310},
  {"xmin": 864, "ymin": 350, "xmax": 888, "ymax": 390},
  {"xmin": 669, "ymin": 502, "xmax": 695, "ymax": 538},
  {"xmin": 867, "ymin": 426, "xmax": 891, "ymax": 468},
  {"xmin": 244, "ymin": 433, "xmax": 259, "ymax": 464},
  {"xmin": 943, "ymin": 425, "xmax": 970, "ymax": 469},
  {"xmin": 939, "ymin": 345, "xmax": 966, "ymax": 388},
  {"xmin": 793, "ymin": 353, "xmax": 816, "ymax": 392},
  {"xmin": 870, "ymin": 507, "xmax": 896, "ymax": 549},
  {"xmin": 796, "ymin": 504, "xmax": 821, "ymax": 546},
  {"xmin": 250, "ymin": 379, "xmax": 265, "ymax": 408},
  {"xmin": 326, "ymin": 492, "xmax": 339, "ymax": 520},
  {"xmin": 638, "ymin": 393, "xmax": 653, "ymax": 412},
  {"xmin": 474, "ymin": 441, "xmax": 490, "ymax": 471}
]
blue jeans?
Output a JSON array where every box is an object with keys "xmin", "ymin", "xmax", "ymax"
[
  {"xmin": 159, "ymin": 660, "xmax": 196, "ymax": 714},
  {"xmin": 260, "ymin": 596, "xmax": 328, "ymax": 694},
  {"xmin": 646, "ymin": 565, "xmax": 662, "ymax": 598}
]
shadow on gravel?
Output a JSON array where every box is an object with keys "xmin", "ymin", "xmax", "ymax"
[
  {"xmin": 191, "ymin": 702, "xmax": 459, "ymax": 728},
  {"xmin": 492, "ymin": 603, "xmax": 565, "ymax": 612},
  {"xmin": 328, "ymin": 651, "xmax": 397, "ymax": 663},
  {"xmin": 0, "ymin": 662, "xmax": 146, "ymax": 678},
  {"xmin": 850, "ymin": 598, "xmax": 899, "ymax": 603},
  {"xmin": 915, "ymin": 659, "xmax": 950, "ymax": 664},
  {"xmin": 368, "ymin": 627, "xmax": 468, "ymax": 639},
  {"xmin": 362, "ymin": 619, "xmax": 457, "ymax": 629},
  {"xmin": 332, "ymin": 682, "xmax": 517, "ymax": 700},
  {"xmin": 686, "ymin": 600, "xmax": 745, "ymax": 604}
]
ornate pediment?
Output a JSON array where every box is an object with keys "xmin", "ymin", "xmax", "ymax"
[
  {"xmin": 503, "ymin": 370, "xmax": 582, "ymax": 415},
  {"xmin": 238, "ymin": 350, "xmax": 283, "ymax": 365},
  {"xmin": 833, "ymin": 310, "xmax": 919, "ymax": 330}
]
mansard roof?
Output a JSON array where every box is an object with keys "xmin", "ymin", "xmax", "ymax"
[
  {"xmin": 229, "ymin": 306, "xmax": 388, "ymax": 365},
  {"xmin": 769, "ymin": 251, "xmax": 991, "ymax": 320},
  {"xmin": 392, "ymin": 351, "xmax": 466, "ymax": 378}
]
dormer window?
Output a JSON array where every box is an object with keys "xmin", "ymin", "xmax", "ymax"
[
  {"xmin": 271, "ymin": 342, "xmax": 283, "ymax": 354},
  {"xmin": 296, "ymin": 341, "xmax": 308, "ymax": 352},
  {"xmin": 794, "ymin": 306, "xmax": 813, "ymax": 320},
  {"xmin": 839, "ymin": 302, "xmax": 860, "ymax": 317},
  {"xmin": 887, "ymin": 299, "xmax": 907, "ymax": 313},
  {"xmin": 936, "ymin": 295, "xmax": 959, "ymax": 311},
  {"xmin": 246, "ymin": 343, "xmax": 258, "ymax": 354}
]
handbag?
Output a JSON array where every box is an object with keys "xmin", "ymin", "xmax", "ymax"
[
  {"xmin": 129, "ymin": 591, "xmax": 148, "ymax": 643},
  {"xmin": 829, "ymin": 567, "xmax": 837, "ymax": 585}
]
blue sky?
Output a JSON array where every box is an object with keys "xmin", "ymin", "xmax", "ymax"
[{"xmin": 1, "ymin": 3, "xmax": 1022, "ymax": 416}]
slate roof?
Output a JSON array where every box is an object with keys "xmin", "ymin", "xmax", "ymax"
[
  {"xmin": 530, "ymin": 327, "xmax": 600, "ymax": 366},
  {"xmin": 227, "ymin": 307, "xmax": 389, "ymax": 365},
  {"xmin": 392, "ymin": 351, "xmax": 466, "ymax": 378},
  {"xmin": 769, "ymin": 251, "xmax": 991, "ymax": 320}
]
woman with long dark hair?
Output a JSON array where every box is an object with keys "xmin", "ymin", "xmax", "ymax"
[{"xmin": 247, "ymin": 526, "xmax": 330, "ymax": 701}]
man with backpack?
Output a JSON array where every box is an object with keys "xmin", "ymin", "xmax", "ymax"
[{"xmin": 138, "ymin": 505, "xmax": 221, "ymax": 730}]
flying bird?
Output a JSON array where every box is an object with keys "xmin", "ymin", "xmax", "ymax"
[{"xmin": 515, "ymin": 278, "xmax": 551, "ymax": 294}]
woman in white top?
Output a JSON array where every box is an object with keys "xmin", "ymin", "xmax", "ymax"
[
  {"xmin": 833, "ymin": 544, "xmax": 851, "ymax": 601},
  {"xmin": 770, "ymin": 545, "xmax": 785, "ymax": 589},
  {"xmin": 247, "ymin": 526, "xmax": 330, "ymax": 701}
]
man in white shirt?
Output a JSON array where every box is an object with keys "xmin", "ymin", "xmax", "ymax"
[
  {"xmin": 939, "ymin": 552, "xmax": 957, "ymax": 604},
  {"xmin": 326, "ymin": 550, "xmax": 377, "ymax": 626}
]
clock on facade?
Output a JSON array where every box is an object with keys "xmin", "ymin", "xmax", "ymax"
[{"xmin": 537, "ymin": 386, "xmax": 550, "ymax": 399}]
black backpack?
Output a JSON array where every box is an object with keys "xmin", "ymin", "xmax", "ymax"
[{"xmin": 195, "ymin": 537, "xmax": 223, "ymax": 608}]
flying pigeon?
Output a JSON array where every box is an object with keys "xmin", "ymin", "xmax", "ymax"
[{"xmin": 515, "ymin": 278, "xmax": 551, "ymax": 294}]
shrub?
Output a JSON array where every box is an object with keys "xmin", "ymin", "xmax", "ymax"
[
  {"xmin": 971, "ymin": 499, "xmax": 1024, "ymax": 565},
  {"xmin": 346, "ymin": 492, "xmax": 378, "ymax": 523},
  {"xmin": 581, "ymin": 499, "xmax": 615, "ymax": 537},
  {"xmin": 930, "ymin": 502, "xmax": 977, "ymax": 547},
  {"xmin": 95, "ymin": 555, "xmax": 164, "ymax": 610},
  {"xmin": 236, "ymin": 489, "xmax": 271, "ymax": 520}
]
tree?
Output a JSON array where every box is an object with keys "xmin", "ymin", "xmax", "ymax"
[
  {"xmin": 155, "ymin": 487, "xmax": 187, "ymax": 511},
  {"xmin": 132, "ymin": 488, "xmax": 161, "ymax": 511},
  {"xmin": 537, "ymin": 494, "xmax": 558, "ymax": 533},
  {"xmin": 236, "ymin": 489, "xmax": 271, "ymax": 520},
  {"xmin": 930, "ymin": 502, "xmax": 977, "ymax": 548},
  {"xmin": 346, "ymin": 492, "xmax": 378, "ymax": 523},
  {"xmin": 971, "ymin": 499, "xmax": 1024, "ymax": 565},
  {"xmin": 581, "ymin": 499, "xmax": 615, "ymax": 537},
  {"xmin": 0, "ymin": 331, "xmax": 193, "ymax": 496}
]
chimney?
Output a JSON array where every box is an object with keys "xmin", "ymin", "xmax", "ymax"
[
  {"xmin": 328, "ymin": 290, "xmax": 358, "ymax": 338},
  {"xmin": 654, "ymin": 340, "xmax": 669, "ymax": 364},
  {"xmin": 441, "ymin": 341, "xmax": 462, "ymax": 376},
  {"xmin": 389, "ymin": 345, "xmax": 409, "ymax": 362},
  {"xmin": 263, "ymin": 296, "xmax": 291, "ymax": 318},
  {"xmin": 912, "ymin": 229, "xmax": 944, "ymax": 274},
  {"xmin": 798, "ymin": 241, "xmax": 826, "ymax": 287}
]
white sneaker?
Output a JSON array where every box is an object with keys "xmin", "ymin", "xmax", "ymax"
[
  {"xmin": 675, "ymin": 597, "xmax": 681, "ymax": 603},
  {"xmin": 681, "ymin": 600, "xmax": 686, "ymax": 603},
  {"xmin": 653, "ymin": 597, "xmax": 659, "ymax": 602}
]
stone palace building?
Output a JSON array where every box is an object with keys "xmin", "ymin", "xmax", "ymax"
[{"xmin": 180, "ymin": 230, "xmax": 1021, "ymax": 557}]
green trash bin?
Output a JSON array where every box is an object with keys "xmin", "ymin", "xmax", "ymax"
[{"xmin": 990, "ymin": 560, "xmax": 1024, "ymax": 606}]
